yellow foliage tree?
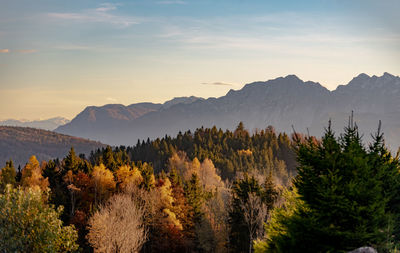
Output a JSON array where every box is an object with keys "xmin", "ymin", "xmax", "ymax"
[
  {"xmin": 169, "ymin": 152, "xmax": 224, "ymax": 191},
  {"xmin": 115, "ymin": 165, "xmax": 143, "ymax": 191},
  {"xmin": 91, "ymin": 164, "xmax": 116, "ymax": 206},
  {"xmin": 21, "ymin": 155, "xmax": 49, "ymax": 191},
  {"xmin": 158, "ymin": 178, "xmax": 183, "ymax": 230},
  {"xmin": 198, "ymin": 159, "xmax": 224, "ymax": 191}
]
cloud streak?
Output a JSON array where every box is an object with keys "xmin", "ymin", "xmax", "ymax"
[
  {"xmin": 48, "ymin": 3, "xmax": 139, "ymax": 27},
  {"xmin": 106, "ymin": 97, "xmax": 118, "ymax": 102},
  {"xmin": 0, "ymin": 49, "xmax": 9, "ymax": 53},
  {"xmin": 16, "ymin": 49, "xmax": 37, "ymax": 54},
  {"xmin": 202, "ymin": 82, "xmax": 235, "ymax": 86},
  {"xmin": 157, "ymin": 1, "xmax": 186, "ymax": 5}
]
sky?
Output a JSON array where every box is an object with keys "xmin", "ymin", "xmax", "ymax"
[{"xmin": 0, "ymin": 0, "xmax": 399, "ymax": 120}]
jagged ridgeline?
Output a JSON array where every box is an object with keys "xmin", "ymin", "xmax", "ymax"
[{"xmin": 89, "ymin": 123, "xmax": 296, "ymax": 181}]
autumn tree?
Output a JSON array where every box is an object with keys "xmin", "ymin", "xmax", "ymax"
[
  {"xmin": 64, "ymin": 170, "xmax": 80, "ymax": 217},
  {"xmin": 91, "ymin": 164, "xmax": 116, "ymax": 206},
  {"xmin": 115, "ymin": 164, "xmax": 143, "ymax": 191},
  {"xmin": 20, "ymin": 155, "xmax": 49, "ymax": 191},
  {"xmin": 87, "ymin": 194, "xmax": 147, "ymax": 253}
]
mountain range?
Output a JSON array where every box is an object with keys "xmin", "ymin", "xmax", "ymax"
[
  {"xmin": 55, "ymin": 73, "xmax": 400, "ymax": 151},
  {"xmin": 0, "ymin": 117, "xmax": 70, "ymax": 131}
]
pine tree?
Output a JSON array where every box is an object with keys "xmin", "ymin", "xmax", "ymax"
[
  {"xmin": 103, "ymin": 146, "xmax": 117, "ymax": 171},
  {"xmin": 64, "ymin": 147, "xmax": 80, "ymax": 174},
  {"xmin": 139, "ymin": 162, "xmax": 155, "ymax": 190},
  {"xmin": 0, "ymin": 160, "xmax": 16, "ymax": 191},
  {"xmin": 258, "ymin": 120, "xmax": 400, "ymax": 252},
  {"xmin": 185, "ymin": 173, "xmax": 204, "ymax": 222}
]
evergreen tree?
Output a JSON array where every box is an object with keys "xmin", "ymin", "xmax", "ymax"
[
  {"xmin": 64, "ymin": 147, "xmax": 80, "ymax": 174},
  {"xmin": 103, "ymin": 146, "xmax": 117, "ymax": 171},
  {"xmin": 258, "ymin": 121, "xmax": 400, "ymax": 252},
  {"xmin": 139, "ymin": 162, "xmax": 155, "ymax": 190},
  {"xmin": 185, "ymin": 173, "xmax": 204, "ymax": 222},
  {"xmin": 0, "ymin": 160, "xmax": 16, "ymax": 191}
]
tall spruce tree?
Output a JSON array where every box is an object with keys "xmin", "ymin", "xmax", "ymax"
[
  {"xmin": 0, "ymin": 160, "xmax": 16, "ymax": 191},
  {"xmin": 64, "ymin": 147, "xmax": 80, "ymax": 174},
  {"xmin": 185, "ymin": 173, "xmax": 204, "ymax": 222},
  {"xmin": 258, "ymin": 120, "xmax": 400, "ymax": 252}
]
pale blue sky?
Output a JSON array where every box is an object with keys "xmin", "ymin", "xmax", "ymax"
[{"xmin": 0, "ymin": 0, "xmax": 399, "ymax": 120}]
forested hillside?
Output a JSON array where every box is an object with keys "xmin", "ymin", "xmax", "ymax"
[
  {"xmin": 0, "ymin": 126, "xmax": 106, "ymax": 167},
  {"xmin": 0, "ymin": 123, "xmax": 295, "ymax": 252},
  {"xmin": 90, "ymin": 122, "xmax": 296, "ymax": 181},
  {"xmin": 1, "ymin": 121, "xmax": 399, "ymax": 252}
]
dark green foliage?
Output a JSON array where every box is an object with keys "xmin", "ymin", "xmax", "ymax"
[
  {"xmin": 64, "ymin": 147, "xmax": 80, "ymax": 173},
  {"xmin": 139, "ymin": 162, "xmax": 155, "ymax": 190},
  {"xmin": 43, "ymin": 159, "xmax": 73, "ymax": 223},
  {"xmin": 185, "ymin": 173, "xmax": 204, "ymax": 222},
  {"xmin": 0, "ymin": 160, "xmax": 16, "ymax": 191},
  {"xmin": 263, "ymin": 172, "xmax": 279, "ymax": 210},
  {"xmin": 169, "ymin": 166, "xmax": 183, "ymax": 187},
  {"xmin": 229, "ymin": 174, "xmax": 278, "ymax": 253},
  {"xmin": 265, "ymin": 120, "xmax": 400, "ymax": 253},
  {"xmin": 103, "ymin": 146, "xmax": 117, "ymax": 171},
  {"xmin": 90, "ymin": 123, "xmax": 296, "ymax": 182}
]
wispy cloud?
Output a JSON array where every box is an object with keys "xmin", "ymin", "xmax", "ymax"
[
  {"xmin": 153, "ymin": 12, "xmax": 400, "ymax": 61},
  {"xmin": 48, "ymin": 3, "xmax": 139, "ymax": 27},
  {"xmin": 54, "ymin": 45, "xmax": 94, "ymax": 51},
  {"xmin": 202, "ymin": 82, "xmax": 235, "ymax": 86},
  {"xmin": 106, "ymin": 97, "xmax": 118, "ymax": 102},
  {"xmin": 16, "ymin": 49, "xmax": 37, "ymax": 54},
  {"xmin": 53, "ymin": 44, "xmax": 122, "ymax": 53},
  {"xmin": 157, "ymin": 1, "xmax": 186, "ymax": 5},
  {"xmin": 95, "ymin": 3, "xmax": 118, "ymax": 12},
  {"xmin": 0, "ymin": 49, "xmax": 9, "ymax": 53}
]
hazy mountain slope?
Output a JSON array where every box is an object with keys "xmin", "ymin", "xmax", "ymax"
[
  {"xmin": 0, "ymin": 126, "xmax": 106, "ymax": 167},
  {"xmin": 56, "ymin": 103, "xmax": 161, "ymax": 138},
  {"xmin": 314, "ymin": 72, "xmax": 400, "ymax": 149},
  {"xmin": 56, "ymin": 73, "xmax": 400, "ymax": 151},
  {"xmin": 0, "ymin": 117, "xmax": 70, "ymax": 131},
  {"xmin": 56, "ymin": 96, "xmax": 204, "ymax": 142},
  {"xmin": 162, "ymin": 96, "xmax": 205, "ymax": 109}
]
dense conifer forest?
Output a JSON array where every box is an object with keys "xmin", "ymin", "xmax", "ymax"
[{"xmin": 0, "ymin": 121, "xmax": 399, "ymax": 252}]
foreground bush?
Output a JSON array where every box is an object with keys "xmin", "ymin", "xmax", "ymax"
[{"xmin": 0, "ymin": 185, "xmax": 78, "ymax": 252}]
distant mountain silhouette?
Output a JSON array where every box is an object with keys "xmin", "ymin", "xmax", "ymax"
[
  {"xmin": 0, "ymin": 117, "xmax": 70, "ymax": 131},
  {"xmin": 56, "ymin": 73, "xmax": 400, "ymax": 151},
  {"xmin": 0, "ymin": 126, "xmax": 106, "ymax": 167}
]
